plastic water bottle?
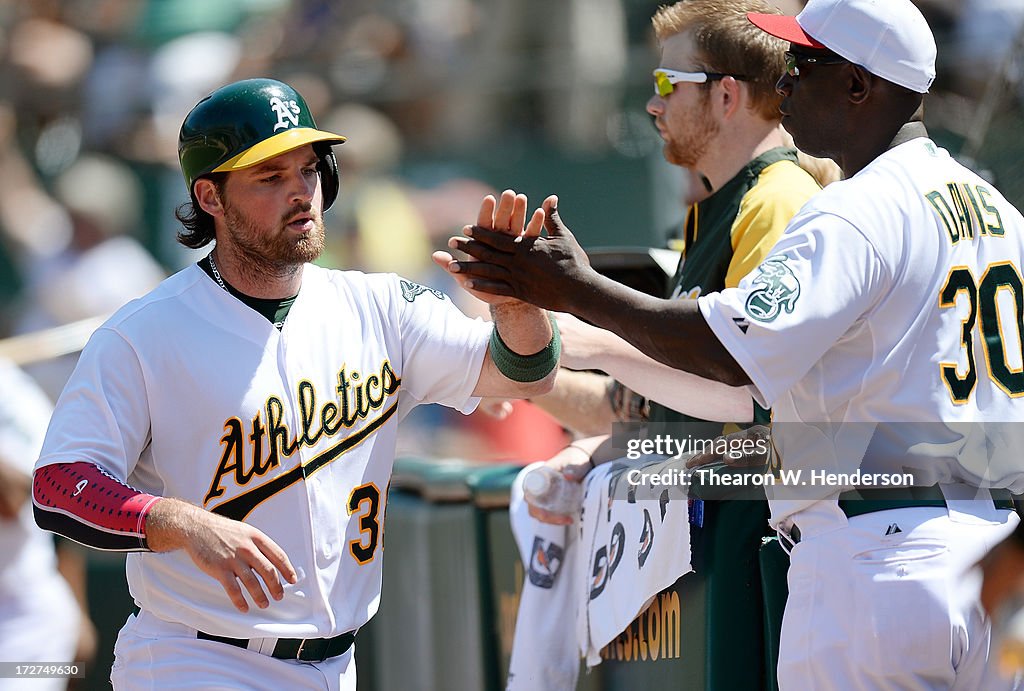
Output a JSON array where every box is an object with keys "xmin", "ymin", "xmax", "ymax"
[{"xmin": 523, "ymin": 465, "xmax": 584, "ymax": 517}]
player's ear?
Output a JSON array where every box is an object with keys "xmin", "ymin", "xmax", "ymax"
[
  {"xmin": 848, "ymin": 64, "xmax": 872, "ymax": 106},
  {"xmin": 194, "ymin": 178, "xmax": 225, "ymax": 218},
  {"xmin": 718, "ymin": 76, "xmax": 743, "ymax": 120}
]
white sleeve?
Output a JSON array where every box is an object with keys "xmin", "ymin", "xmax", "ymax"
[
  {"xmin": 698, "ymin": 212, "xmax": 891, "ymax": 408},
  {"xmin": 35, "ymin": 327, "xmax": 151, "ymax": 481},
  {"xmin": 389, "ymin": 275, "xmax": 492, "ymax": 414}
]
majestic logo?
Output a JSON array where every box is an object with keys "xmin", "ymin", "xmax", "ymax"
[
  {"xmin": 73, "ymin": 479, "xmax": 88, "ymax": 497},
  {"xmin": 528, "ymin": 536, "xmax": 565, "ymax": 589},
  {"xmin": 269, "ymin": 97, "xmax": 301, "ymax": 131},
  {"xmin": 744, "ymin": 257, "xmax": 801, "ymax": 322},
  {"xmin": 400, "ymin": 279, "xmax": 446, "ymax": 303}
]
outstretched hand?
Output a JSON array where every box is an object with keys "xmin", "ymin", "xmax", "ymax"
[
  {"xmin": 432, "ymin": 189, "xmax": 545, "ymax": 306},
  {"xmin": 435, "ymin": 194, "xmax": 596, "ymax": 313}
]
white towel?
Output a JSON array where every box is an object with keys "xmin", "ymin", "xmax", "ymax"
[
  {"xmin": 507, "ymin": 456, "xmax": 694, "ymax": 684},
  {"xmin": 507, "ymin": 462, "xmax": 582, "ymax": 691},
  {"xmin": 577, "ymin": 457, "xmax": 693, "ymax": 667}
]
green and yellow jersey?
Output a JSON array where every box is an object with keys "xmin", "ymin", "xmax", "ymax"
[{"xmin": 650, "ymin": 147, "xmax": 822, "ymax": 429}]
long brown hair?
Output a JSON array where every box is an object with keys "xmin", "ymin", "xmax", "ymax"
[{"xmin": 174, "ymin": 173, "xmax": 227, "ymax": 249}]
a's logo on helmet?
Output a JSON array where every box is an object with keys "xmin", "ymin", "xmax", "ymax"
[
  {"xmin": 744, "ymin": 256, "xmax": 801, "ymax": 322},
  {"xmin": 269, "ymin": 96, "xmax": 301, "ymax": 131}
]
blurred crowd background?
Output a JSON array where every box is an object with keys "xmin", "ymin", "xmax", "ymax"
[
  {"xmin": 0, "ymin": 0, "xmax": 1023, "ymax": 687},
  {"xmin": 2, "ymin": 0, "xmax": 1024, "ymax": 460}
]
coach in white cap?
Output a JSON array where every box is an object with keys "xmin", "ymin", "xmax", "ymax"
[
  {"xmin": 749, "ymin": 0, "xmax": 936, "ymax": 93},
  {"xmin": 441, "ymin": 0, "xmax": 1024, "ymax": 688}
]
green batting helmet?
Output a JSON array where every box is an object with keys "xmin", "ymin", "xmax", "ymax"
[{"xmin": 178, "ymin": 78, "xmax": 346, "ymax": 210}]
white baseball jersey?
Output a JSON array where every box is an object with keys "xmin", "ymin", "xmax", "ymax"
[
  {"xmin": 36, "ymin": 263, "xmax": 491, "ymax": 638},
  {"xmin": 0, "ymin": 360, "xmax": 79, "ymax": 687},
  {"xmin": 699, "ymin": 138, "xmax": 1024, "ymax": 526}
]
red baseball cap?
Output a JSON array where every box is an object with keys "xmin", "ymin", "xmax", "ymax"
[{"xmin": 745, "ymin": 12, "xmax": 825, "ymax": 50}]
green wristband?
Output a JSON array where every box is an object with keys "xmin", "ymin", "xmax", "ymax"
[{"xmin": 489, "ymin": 315, "xmax": 561, "ymax": 383}]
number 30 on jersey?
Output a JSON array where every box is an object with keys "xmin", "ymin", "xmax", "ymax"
[{"xmin": 940, "ymin": 261, "xmax": 1024, "ymax": 402}]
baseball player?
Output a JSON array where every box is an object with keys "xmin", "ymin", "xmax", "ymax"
[
  {"xmin": 440, "ymin": 0, "xmax": 1024, "ymax": 687},
  {"xmin": 519, "ymin": 0, "xmax": 826, "ymax": 526},
  {"xmin": 0, "ymin": 359, "xmax": 81, "ymax": 691},
  {"xmin": 31, "ymin": 78, "xmax": 557, "ymax": 691}
]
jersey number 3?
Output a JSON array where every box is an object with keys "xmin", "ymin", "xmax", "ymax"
[
  {"xmin": 347, "ymin": 483, "xmax": 382, "ymax": 564},
  {"xmin": 940, "ymin": 262, "xmax": 1024, "ymax": 403}
]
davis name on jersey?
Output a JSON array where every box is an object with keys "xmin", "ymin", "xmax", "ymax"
[
  {"xmin": 699, "ymin": 138, "xmax": 1024, "ymax": 526},
  {"xmin": 926, "ymin": 179, "xmax": 1005, "ymax": 245}
]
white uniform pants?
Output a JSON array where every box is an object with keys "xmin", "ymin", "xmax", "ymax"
[
  {"xmin": 111, "ymin": 610, "xmax": 356, "ymax": 691},
  {"xmin": 779, "ymin": 499, "xmax": 1023, "ymax": 691}
]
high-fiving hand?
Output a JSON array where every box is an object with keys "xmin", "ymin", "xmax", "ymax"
[
  {"xmin": 432, "ymin": 189, "xmax": 545, "ymax": 306},
  {"xmin": 434, "ymin": 193, "xmax": 596, "ymax": 313}
]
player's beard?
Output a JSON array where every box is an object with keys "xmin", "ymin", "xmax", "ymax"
[
  {"xmin": 221, "ymin": 199, "xmax": 325, "ymax": 280},
  {"xmin": 661, "ymin": 94, "xmax": 719, "ymax": 168}
]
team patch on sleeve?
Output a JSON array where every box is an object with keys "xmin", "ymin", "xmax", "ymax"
[
  {"xmin": 400, "ymin": 279, "xmax": 446, "ymax": 303},
  {"xmin": 744, "ymin": 256, "xmax": 801, "ymax": 322}
]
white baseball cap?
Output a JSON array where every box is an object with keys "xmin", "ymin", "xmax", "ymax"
[{"xmin": 748, "ymin": 0, "xmax": 936, "ymax": 94}]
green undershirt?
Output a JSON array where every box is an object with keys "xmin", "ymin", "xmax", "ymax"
[{"xmin": 198, "ymin": 256, "xmax": 296, "ymax": 329}]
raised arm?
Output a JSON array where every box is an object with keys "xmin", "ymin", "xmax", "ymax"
[
  {"xmin": 433, "ymin": 190, "xmax": 558, "ymax": 399},
  {"xmin": 555, "ymin": 312, "xmax": 753, "ymax": 423},
  {"xmin": 442, "ymin": 195, "xmax": 749, "ymax": 387},
  {"xmin": 527, "ymin": 369, "xmax": 618, "ymax": 437}
]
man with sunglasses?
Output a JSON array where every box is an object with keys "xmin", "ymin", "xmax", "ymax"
[
  {"xmin": 440, "ymin": 0, "xmax": 1024, "ymax": 687},
  {"xmin": 477, "ymin": 2, "xmax": 823, "ymax": 687},
  {"xmin": 516, "ymin": 0, "xmax": 823, "ymax": 501}
]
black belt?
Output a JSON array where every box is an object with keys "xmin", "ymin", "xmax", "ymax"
[
  {"xmin": 785, "ymin": 487, "xmax": 1016, "ymax": 546},
  {"xmin": 839, "ymin": 486, "xmax": 1015, "ymax": 518},
  {"xmin": 197, "ymin": 630, "xmax": 356, "ymax": 662}
]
